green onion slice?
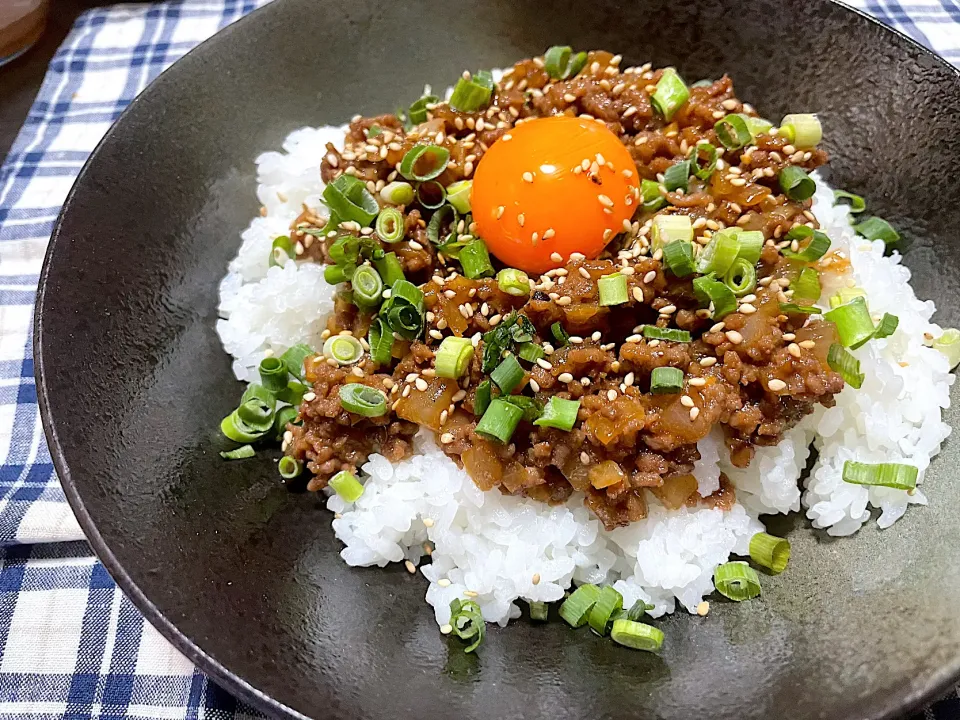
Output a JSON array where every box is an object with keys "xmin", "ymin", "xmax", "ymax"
[
  {"xmin": 351, "ymin": 265, "xmax": 384, "ymax": 308},
  {"xmin": 779, "ymin": 166, "xmax": 816, "ymax": 202},
  {"xmin": 473, "ymin": 379, "xmax": 492, "ymax": 417},
  {"xmin": 236, "ymin": 396, "xmax": 275, "ymax": 429},
  {"xmin": 339, "ymin": 383, "xmax": 388, "ymax": 417},
  {"xmin": 697, "ymin": 229, "xmax": 741, "ymax": 276},
  {"xmin": 380, "ymin": 180, "xmax": 415, "ymax": 206},
  {"xmin": 449, "ymin": 71, "xmax": 494, "ymax": 112},
  {"xmin": 744, "ymin": 115, "xmax": 774, "ymax": 138},
  {"xmin": 833, "ymin": 189, "xmax": 866, "ymax": 213},
  {"xmin": 367, "ymin": 318, "xmax": 395, "ymax": 366},
  {"xmin": 502, "ymin": 395, "xmax": 543, "ymax": 423},
  {"xmin": 373, "ymin": 252, "xmax": 405, "ymax": 289},
  {"xmin": 426, "ymin": 204, "xmax": 458, "ymax": 246},
  {"xmin": 269, "ymin": 235, "xmax": 294, "ymax": 267},
  {"xmin": 853, "ymin": 216, "xmax": 900, "ymax": 245},
  {"xmin": 408, "ymin": 94, "xmax": 439, "ymax": 125},
  {"xmin": 323, "ymin": 174, "xmax": 379, "ymax": 227},
  {"xmin": 827, "ymin": 343, "xmax": 864, "ymax": 389},
  {"xmin": 780, "ymin": 113, "xmax": 822, "ymax": 148},
  {"xmin": 650, "ymin": 366, "xmax": 683, "ymax": 394},
  {"xmin": 497, "ymin": 268, "xmax": 530, "ymax": 296},
  {"xmin": 220, "ymin": 445, "xmax": 255, "ymax": 460},
  {"xmin": 781, "ymin": 225, "xmax": 831, "ymax": 263},
  {"xmin": 330, "ymin": 470, "xmax": 365, "ymax": 501},
  {"xmin": 842, "ymin": 461, "xmax": 918, "ymax": 491},
  {"xmin": 694, "ymin": 274, "xmax": 736, "ymax": 318},
  {"xmin": 278, "ymin": 379, "xmax": 306, "ymax": 406},
  {"xmin": 823, "ymin": 296, "xmax": 875, "ymax": 349},
  {"xmin": 611, "ymin": 619, "xmax": 664, "ymax": 652},
  {"xmin": 475, "ymin": 398, "xmax": 524, "ymax": 443},
  {"xmin": 449, "ymin": 598, "xmax": 485, "ymax": 653},
  {"xmin": 651, "ymin": 214, "xmax": 693, "ymax": 250},
  {"xmin": 278, "ymin": 455, "xmax": 303, "ymax": 479},
  {"xmin": 749, "ymin": 532, "xmax": 791, "ymax": 574},
  {"xmin": 588, "ymin": 585, "xmax": 623, "ymax": 635},
  {"xmin": 551, "ymin": 322, "xmax": 570, "ymax": 347},
  {"xmin": 641, "ymin": 179, "xmax": 667, "ymax": 212},
  {"xmin": 491, "ymin": 353, "xmax": 525, "ymax": 394},
  {"xmin": 273, "ymin": 405, "xmax": 299, "ymax": 440},
  {"xmin": 794, "ymin": 267, "xmax": 821, "ymax": 302},
  {"xmin": 417, "ymin": 181, "xmax": 447, "ymax": 209},
  {"xmin": 384, "ymin": 303, "xmax": 423, "ymax": 340},
  {"xmin": 932, "ymin": 328, "xmax": 960, "ymax": 370},
  {"xmin": 375, "ymin": 207, "xmax": 404, "ymax": 243},
  {"xmin": 779, "ymin": 302, "xmax": 820, "ymax": 315},
  {"xmin": 598, "ymin": 273, "xmax": 629, "ymax": 306},
  {"xmin": 723, "ymin": 257, "xmax": 757, "ymax": 297},
  {"xmin": 735, "ymin": 230, "xmax": 764, "ymax": 265},
  {"xmin": 663, "ymin": 159, "xmax": 691, "ymax": 193},
  {"xmin": 544, "ymin": 45, "xmax": 588, "ymax": 80},
  {"xmin": 714, "ymin": 114, "xmax": 751, "ymax": 150},
  {"xmin": 642, "ymin": 326, "xmax": 691, "ymax": 342},
  {"xmin": 258, "ymin": 356, "xmax": 289, "ymax": 393},
  {"xmin": 533, "ymin": 397, "xmax": 580, "ymax": 431},
  {"xmin": 872, "ymin": 313, "xmax": 899, "ymax": 340},
  {"xmin": 241, "ymin": 382, "xmax": 276, "ymax": 407},
  {"xmin": 400, "ymin": 145, "xmax": 450, "ymax": 182},
  {"xmin": 651, "ymin": 68, "xmax": 689, "ymax": 121},
  {"xmin": 714, "ymin": 561, "xmax": 761, "ymax": 601},
  {"xmin": 459, "ymin": 239, "xmax": 494, "ymax": 279},
  {"xmin": 625, "ymin": 599, "xmax": 654, "ymax": 622},
  {"xmin": 446, "ymin": 180, "xmax": 473, "ymax": 214},
  {"xmin": 690, "ymin": 142, "xmax": 718, "ymax": 180},
  {"xmin": 829, "ymin": 287, "xmax": 866, "ymax": 309},
  {"xmin": 324, "ymin": 265, "xmax": 347, "ymax": 285},
  {"xmin": 436, "ymin": 336, "xmax": 474, "ymax": 379},
  {"xmin": 529, "ymin": 601, "xmax": 549, "ymax": 622},
  {"xmin": 663, "ymin": 240, "xmax": 695, "ymax": 278},
  {"xmin": 559, "ymin": 584, "xmax": 601, "ymax": 627},
  {"xmin": 322, "ymin": 334, "xmax": 364, "ymax": 365},
  {"xmin": 517, "ymin": 342, "xmax": 544, "ymax": 364}
]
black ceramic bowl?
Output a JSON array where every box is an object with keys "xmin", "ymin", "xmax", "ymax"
[{"xmin": 35, "ymin": 0, "xmax": 960, "ymax": 718}]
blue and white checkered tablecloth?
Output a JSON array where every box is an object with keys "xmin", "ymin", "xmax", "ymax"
[{"xmin": 0, "ymin": 1, "xmax": 957, "ymax": 717}]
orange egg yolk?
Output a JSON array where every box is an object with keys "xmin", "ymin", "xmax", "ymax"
[{"xmin": 472, "ymin": 115, "xmax": 639, "ymax": 275}]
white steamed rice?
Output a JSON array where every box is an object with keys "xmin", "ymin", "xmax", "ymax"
[{"xmin": 216, "ymin": 124, "xmax": 954, "ymax": 627}]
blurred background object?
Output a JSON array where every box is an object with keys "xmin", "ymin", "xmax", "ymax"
[{"xmin": 0, "ymin": 0, "xmax": 49, "ymax": 67}]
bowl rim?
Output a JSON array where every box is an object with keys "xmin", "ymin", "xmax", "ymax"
[{"xmin": 33, "ymin": 1, "xmax": 960, "ymax": 718}]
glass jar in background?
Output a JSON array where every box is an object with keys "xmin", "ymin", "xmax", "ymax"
[{"xmin": 0, "ymin": 0, "xmax": 49, "ymax": 67}]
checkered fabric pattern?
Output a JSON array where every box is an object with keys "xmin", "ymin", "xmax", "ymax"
[{"xmin": 0, "ymin": 1, "xmax": 957, "ymax": 717}]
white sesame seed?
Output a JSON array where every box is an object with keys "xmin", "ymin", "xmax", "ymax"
[
  {"xmin": 404, "ymin": 560, "xmax": 416, "ymax": 574},
  {"xmin": 632, "ymin": 286, "xmax": 644, "ymax": 302},
  {"xmin": 440, "ymin": 432, "xmax": 454, "ymax": 444},
  {"xmin": 440, "ymin": 624, "xmax": 453, "ymax": 634},
  {"xmin": 415, "ymin": 378, "xmax": 428, "ymax": 391},
  {"xmin": 302, "ymin": 392, "xmax": 317, "ymax": 402},
  {"xmin": 402, "ymin": 385, "xmax": 411, "ymax": 398},
  {"xmin": 689, "ymin": 407, "xmax": 701, "ymax": 421},
  {"xmin": 710, "ymin": 322, "xmax": 725, "ymax": 333},
  {"xmin": 550, "ymin": 252, "xmax": 564, "ymax": 264},
  {"xmin": 536, "ymin": 358, "xmax": 553, "ymax": 370},
  {"xmin": 700, "ymin": 357, "xmax": 718, "ymax": 367},
  {"xmin": 660, "ymin": 304, "xmax": 677, "ymax": 315},
  {"xmin": 680, "ymin": 395, "xmax": 695, "ymax": 408},
  {"xmin": 725, "ymin": 330, "xmax": 744, "ymax": 345},
  {"xmin": 522, "ymin": 171, "xmax": 534, "ymax": 183},
  {"xmin": 464, "ymin": 590, "xmax": 478, "ymax": 598},
  {"xmin": 556, "ymin": 296, "xmax": 572, "ymax": 306},
  {"xmin": 580, "ymin": 451, "xmax": 590, "ymax": 464},
  {"xmin": 799, "ymin": 339, "xmax": 816, "ymax": 349},
  {"xmin": 689, "ymin": 377, "xmax": 707, "ymax": 387},
  {"xmin": 607, "ymin": 389, "xmax": 617, "ymax": 402},
  {"xmin": 568, "ymin": 336, "xmax": 583, "ymax": 344},
  {"xmin": 697, "ymin": 601, "xmax": 710, "ymax": 616},
  {"xmin": 782, "ymin": 332, "xmax": 796, "ymax": 341},
  {"xmin": 532, "ymin": 573, "xmax": 541, "ymax": 585},
  {"xmin": 598, "ymin": 194, "xmax": 614, "ymax": 208},
  {"xmin": 767, "ymin": 379, "xmax": 787, "ymax": 391},
  {"xmin": 529, "ymin": 379, "xmax": 540, "ymax": 392},
  {"xmin": 788, "ymin": 343, "xmax": 802, "ymax": 357},
  {"xmin": 740, "ymin": 303, "xmax": 757, "ymax": 314}
]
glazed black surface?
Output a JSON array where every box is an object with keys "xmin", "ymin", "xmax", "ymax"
[{"xmin": 35, "ymin": 0, "xmax": 960, "ymax": 718}]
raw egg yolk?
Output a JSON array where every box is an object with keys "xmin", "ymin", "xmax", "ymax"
[{"xmin": 472, "ymin": 115, "xmax": 639, "ymax": 275}]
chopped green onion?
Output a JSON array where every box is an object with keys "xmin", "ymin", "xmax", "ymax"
[
  {"xmin": 380, "ymin": 180, "xmax": 415, "ymax": 205},
  {"xmin": 663, "ymin": 240, "xmax": 695, "ymax": 278},
  {"xmin": 744, "ymin": 116, "xmax": 774, "ymax": 137},
  {"xmin": 258, "ymin": 357, "xmax": 289, "ymax": 393},
  {"xmin": 642, "ymin": 326, "xmax": 691, "ymax": 342},
  {"xmin": 221, "ymin": 396, "xmax": 275, "ymax": 443},
  {"xmin": 551, "ymin": 322, "xmax": 570, "ymax": 347},
  {"xmin": 529, "ymin": 601, "xmax": 549, "ymax": 622},
  {"xmin": 220, "ymin": 445, "xmax": 255, "ymax": 460},
  {"xmin": 779, "ymin": 302, "xmax": 820, "ymax": 315},
  {"xmin": 735, "ymin": 230, "xmax": 764, "ymax": 265},
  {"xmin": 833, "ymin": 189, "xmax": 866, "ymax": 213},
  {"xmin": 651, "ymin": 214, "xmax": 693, "ymax": 250},
  {"xmin": 241, "ymin": 382, "xmax": 276, "ymax": 407},
  {"xmin": 534, "ymin": 397, "xmax": 580, "ymax": 431},
  {"xmin": 559, "ymin": 584, "xmax": 601, "ymax": 627},
  {"xmin": 544, "ymin": 45, "xmax": 588, "ymax": 80},
  {"xmin": 278, "ymin": 456, "xmax": 303, "ymax": 479},
  {"xmin": 269, "ymin": 235, "xmax": 294, "ymax": 267},
  {"xmin": 824, "ymin": 296, "xmax": 875, "ymax": 349},
  {"xmin": 474, "ymin": 379, "xmax": 492, "ymax": 416},
  {"xmin": 426, "ymin": 204, "xmax": 458, "ymax": 246},
  {"xmin": 690, "ymin": 142, "xmax": 718, "ymax": 180},
  {"xmin": 517, "ymin": 342, "xmax": 544, "ymax": 364},
  {"xmin": 351, "ymin": 265, "xmax": 384, "ymax": 308},
  {"xmin": 384, "ymin": 303, "xmax": 423, "ymax": 340},
  {"xmin": 328, "ymin": 235, "xmax": 360, "ymax": 267},
  {"xmin": 220, "ymin": 413, "xmax": 266, "ymax": 443},
  {"xmin": 794, "ymin": 267, "xmax": 821, "ymax": 302},
  {"xmin": 749, "ymin": 532, "xmax": 790, "ymax": 574},
  {"xmin": 435, "ymin": 336, "xmax": 474, "ymax": 379},
  {"xmin": 367, "ymin": 318, "xmax": 395, "ymax": 366},
  {"xmin": 714, "ymin": 114, "xmax": 751, "ymax": 149},
  {"xmin": 932, "ymin": 328, "xmax": 960, "ymax": 369},
  {"xmin": 338, "ymin": 383, "xmax": 388, "ymax": 417},
  {"xmin": 779, "ymin": 166, "xmax": 816, "ymax": 202},
  {"xmin": 375, "ymin": 207, "xmax": 404, "ymax": 243},
  {"xmin": 459, "ymin": 239, "xmax": 494, "ymax": 279},
  {"xmin": 641, "ymin": 179, "xmax": 667, "ymax": 212},
  {"xmin": 324, "ymin": 265, "xmax": 347, "ymax": 285},
  {"xmin": 829, "ymin": 287, "xmax": 866, "ymax": 309},
  {"xmin": 827, "ymin": 343, "xmax": 864, "ymax": 389},
  {"xmin": 853, "ymin": 216, "xmax": 900, "ymax": 245},
  {"xmin": 598, "ymin": 273, "xmax": 628, "ymax": 306},
  {"xmin": 697, "ymin": 228, "xmax": 741, "ymax": 276},
  {"xmin": 625, "ymin": 599, "xmax": 654, "ymax": 622},
  {"xmin": 842, "ymin": 461, "xmax": 918, "ymax": 491},
  {"xmin": 390, "ymin": 278, "xmax": 425, "ymax": 309},
  {"xmin": 400, "ymin": 145, "xmax": 450, "ymax": 182},
  {"xmin": 408, "ymin": 94, "xmax": 439, "ymax": 125},
  {"xmin": 497, "ymin": 268, "xmax": 531, "ymax": 296},
  {"xmin": 693, "ymin": 274, "xmax": 737, "ymax": 318},
  {"xmin": 323, "ymin": 174, "xmax": 379, "ymax": 226},
  {"xmin": 663, "ymin": 159, "xmax": 691, "ymax": 193},
  {"xmin": 650, "ymin": 366, "xmax": 683, "ymax": 394},
  {"xmin": 588, "ymin": 585, "xmax": 623, "ymax": 635},
  {"xmin": 873, "ymin": 313, "xmax": 899, "ymax": 340},
  {"xmin": 449, "ymin": 71, "xmax": 494, "ymax": 112},
  {"xmin": 714, "ymin": 561, "xmax": 761, "ymax": 601},
  {"xmin": 781, "ymin": 225, "xmax": 831, "ymax": 263},
  {"xmin": 278, "ymin": 379, "xmax": 306, "ymax": 406},
  {"xmin": 446, "ymin": 180, "xmax": 473, "ymax": 213},
  {"xmin": 611, "ymin": 620, "xmax": 664, "ymax": 652},
  {"xmin": 416, "ymin": 181, "xmax": 446, "ymax": 209},
  {"xmin": 779, "ymin": 113, "xmax": 822, "ymax": 148},
  {"xmin": 723, "ymin": 257, "xmax": 757, "ymax": 297},
  {"xmin": 373, "ymin": 252, "xmax": 405, "ymax": 288},
  {"xmin": 651, "ymin": 68, "xmax": 689, "ymax": 121},
  {"xmin": 330, "ymin": 470, "xmax": 365, "ymax": 501},
  {"xmin": 475, "ymin": 398, "xmax": 524, "ymax": 443},
  {"xmin": 502, "ymin": 395, "xmax": 543, "ymax": 423},
  {"xmin": 322, "ymin": 335, "xmax": 364, "ymax": 365},
  {"xmin": 366, "ymin": 125, "xmax": 382, "ymax": 139},
  {"xmin": 449, "ymin": 598, "xmax": 485, "ymax": 653},
  {"xmin": 491, "ymin": 353, "xmax": 525, "ymax": 394},
  {"xmin": 273, "ymin": 405, "xmax": 299, "ymax": 440}
]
